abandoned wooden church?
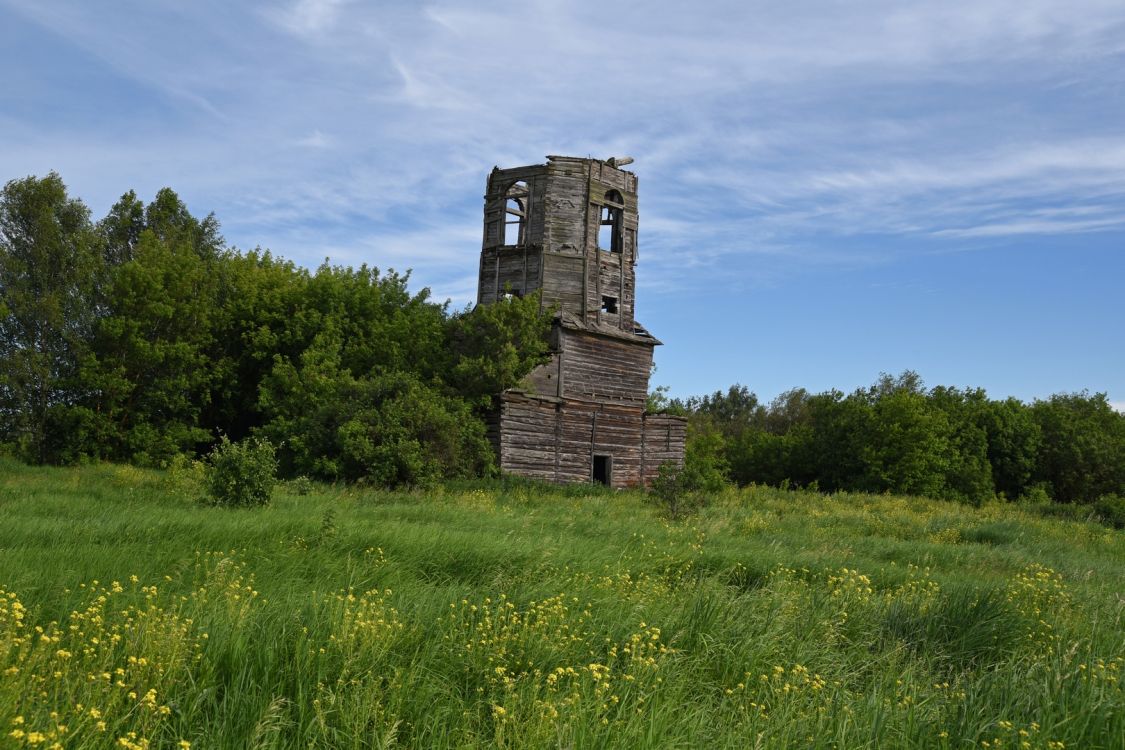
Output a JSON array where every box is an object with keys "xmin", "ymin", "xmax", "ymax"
[{"xmin": 476, "ymin": 155, "xmax": 686, "ymax": 488}]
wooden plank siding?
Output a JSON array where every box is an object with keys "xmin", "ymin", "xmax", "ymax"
[
  {"xmin": 641, "ymin": 414, "xmax": 688, "ymax": 487},
  {"xmin": 496, "ymin": 392, "xmax": 686, "ymax": 489},
  {"xmin": 558, "ymin": 329, "xmax": 652, "ymax": 403},
  {"xmin": 540, "ymin": 253, "xmax": 585, "ymax": 314}
]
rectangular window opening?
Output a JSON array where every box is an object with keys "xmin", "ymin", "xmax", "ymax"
[
  {"xmin": 601, "ymin": 295, "xmax": 618, "ymax": 314},
  {"xmin": 598, "ymin": 214, "xmax": 613, "ymax": 251},
  {"xmin": 593, "ymin": 455, "xmax": 612, "ymax": 486}
]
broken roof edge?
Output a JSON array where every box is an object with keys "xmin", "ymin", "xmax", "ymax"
[
  {"xmin": 555, "ymin": 311, "xmax": 662, "ymax": 346},
  {"xmin": 642, "ymin": 411, "xmax": 688, "ymax": 422},
  {"xmin": 545, "ymin": 155, "xmax": 636, "ymax": 175}
]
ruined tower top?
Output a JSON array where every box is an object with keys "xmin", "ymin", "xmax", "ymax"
[{"xmin": 477, "ymin": 155, "xmax": 644, "ymax": 336}]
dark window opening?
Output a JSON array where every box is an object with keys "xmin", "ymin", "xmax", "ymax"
[
  {"xmin": 504, "ymin": 181, "xmax": 529, "ymax": 246},
  {"xmin": 501, "ymin": 287, "xmax": 522, "ymax": 301},
  {"xmin": 593, "ymin": 455, "xmax": 612, "ymax": 485},
  {"xmin": 601, "ymin": 295, "xmax": 618, "ymax": 314},
  {"xmin": 598, "ymin": 190, "xmax": 624, "ymax": 253}
]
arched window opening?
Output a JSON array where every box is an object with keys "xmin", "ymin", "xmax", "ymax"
[
  {"xmin": 598, "ymin": 190, "xmax": 624, "ymax": 253},
  {"xmin": 504, "ymin": 181, "xmax": 529, "ymax": 246}
]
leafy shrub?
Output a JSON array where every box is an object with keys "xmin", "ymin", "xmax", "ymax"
[
  {"xmin": 1092, "ymin": 493, "xmax": 1125, "ymax": 529},
  {"xmin": 1017, "ymin": 483, "xmax": 1053, "ymax": 506},
  {"xmin": 259, "ymin": 329, "xmax": 493, "ymax": 487},
  {"xmin": 205, "ymin": 436, "xmax": 277, "ymax": 507},
  {"xmin": 650, "ymin": 462, "xmax": 702, "ymax": 519},
  {"xmin": 289, "ymin": 475, "xmax": 314, "ymax": 496},
  {"xmin": 650, "ymin": 425, "xmax": 729, "ymax": 518},
  {"xmin": 164, "ymin": 453, "xmax": 206, "ymax": 502}
]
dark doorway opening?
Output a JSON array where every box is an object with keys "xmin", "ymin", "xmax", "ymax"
[{"xmin": 593, "ymin": 455, "xmax": 612, "ymax": 486}]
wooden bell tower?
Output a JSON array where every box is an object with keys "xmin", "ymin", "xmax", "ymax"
[{"xmin": 477, "ymin": 156, "xmax": 685, "ymax": 488}]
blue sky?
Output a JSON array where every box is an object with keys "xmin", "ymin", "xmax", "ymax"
[{"xmin": 2, "ymin": 0, "xmax": 1123, "ymax": 408}]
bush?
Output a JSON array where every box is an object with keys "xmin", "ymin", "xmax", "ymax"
[
  {"xmin": 650, "ymin": 462, "xmax": 701, "ymax": 519},
  {"xmin": 288, "ymin": 475, "xmax": 314, "ymax": 496},
  {"xmin": 163, "ymin": 453, "xmax": 206, "ymax": 502},
  {"xmin": 1092, "ymin": 493, "xmax": 1125, "ymax": 529},
  {"xmin": 205, "ymin": 436, "xmax": 277, "ymax": 508},
  {"xmin": 650, "ymin": 427, "xmax": 729, "ymax": 518}
]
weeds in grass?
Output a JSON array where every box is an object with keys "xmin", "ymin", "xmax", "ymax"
[{"xmin": 0, "ymin": 462, "xmax": 1121, "ymax": 748}]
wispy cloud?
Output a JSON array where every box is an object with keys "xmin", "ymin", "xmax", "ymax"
[
  {"xmin": 3, "ymin": 0, "xmax": 1125, "ymax": 297},
  {"xmin": 934, "ymin": 216, "xmax": 1125, "ymax": 239},
  {"xmin": 2, "ymin": 0, "xmax": 1122, "ymax": 402},
  {"xmin": 294, "ymin": 130, "xmax": 333, "ymax": 149},
  {"xmin": 266, "ymin": 0, "xmax": 350, "ymax": 37}
]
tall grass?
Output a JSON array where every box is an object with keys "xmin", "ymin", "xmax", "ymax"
[{"xmin": 0, "ymin": 457, "xmax": 1121, "ymax": 748}]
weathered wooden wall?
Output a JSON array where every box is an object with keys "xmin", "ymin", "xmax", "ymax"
[
  {"xmin": 477, "ymin": 246, "xmax": 542, "ymax": 305},
  {"xmin": 521, "ymin": 350, "xmax": 563, "ymax": 400},
  {"xmin": 558, "ymin": 329, "xmax": 651, "ymax": 403},
  {"xmin": 520, "ymin": 327, "xmax": 652, "ymax": 404},
  {"xmin": 497, "ymin": 392, "xmax": 687, "ymax": 489},
  {"xmin": 641, "ymin": 414, "xmax": 688, "ymax": 487},
  {"xmin": 540, "ymin": 253, "xmax": 585, "ymax": 314}
]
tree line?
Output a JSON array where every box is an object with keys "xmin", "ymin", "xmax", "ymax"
[
  {"xmin": 4, "ymin": 172, "xmax": 1123, "ymax": 505},
  {"xmin": 0, "ymin": 173, "xmax": 551, "ymax": 485},
  {"xmin": 655, "ymin": 372, "xmax": 1125, "ymax": 507}
]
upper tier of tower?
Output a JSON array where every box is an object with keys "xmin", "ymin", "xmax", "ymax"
[{"xmin": 477, "ymin": 155, "xmax": 641, "ymax": 334}]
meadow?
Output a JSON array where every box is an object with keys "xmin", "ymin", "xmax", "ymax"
[{"xmin": 0, "ymin": 458, "xmax": 1122, "ymax": 749}]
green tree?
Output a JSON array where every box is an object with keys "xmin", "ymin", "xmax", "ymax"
[
  {"xmin": 99, "ymin": 190, "xmax": 146, "ymax": 266},
  {"xmin": 651, "ymin": 415, "xmax": 729, "ymax": 517},
  {"xmin": 1031, "ymin": 392, "xmax": 1125, "ymax": 503},
  {"xmin": 85, "ymin": 229, "xmax": 216, "ymax": 464},
  {"xmin": 686, "ymin": 384, "xmax": 763, "ymax": 440},
  {"xmin": 862, "ymin": 388, "xmax": 952, "ymax": 498},
  {"xmin": 445, "ymin": 291, "xmax": 552, "ymax": 408},
  {"xmin": 142, "ymin": 187, "xmax": 224, "ymax": 261},
  {"xmin": 205, "ymin": 436, "xmax": 277, "ymax": 508},
  {"xmin": 301, "ymin": 263, "xmax": 449, "ymax": 380},
  {"xmin": 0, "ymin": 173, "xmax": 103, "ymax": 463},
  {"xmin": 763, "ymin": 387, "xmax": 812, "ymax": 435},
  {"xmin": 803, "ymin": 390, "xmax": 872, "ymax": 491},
  {"xmin": 203, "ymin": 249, "xmax": 310, "ymax": 442},
  {"xmin": 726, "ymin": 428, "xmax": 799, "ymax": 487},
  {"xmin": 980, "ymin": 397, "xmax": 1041, "ymax": 500},
  {"xmin": 929, "ymin": 386, "xmax": 995, "ymax": 504}
]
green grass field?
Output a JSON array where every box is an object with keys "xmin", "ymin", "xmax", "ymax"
[{"xmin": 0, "ymin": 458, "xmax": 1122, "ymax": 749}]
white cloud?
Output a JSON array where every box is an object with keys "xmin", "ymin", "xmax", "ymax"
[
  {"xmin": 294, "ymin": 130, "xmax": 333, "ymax": 149},
  {"xmin": 266, "ymin": 0, "xmax": 349, "ymax": 37},
  {"xmin": 3, "ymin": 0, "xmax": 1125, "ymax": 288},
  {"xmin": 1, "ymin": 0, "xmax": 1122, "ymax": 403},
  {"xmin": 933, "ymin": 216, "xmax": 1125, "ymax": 238}
]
